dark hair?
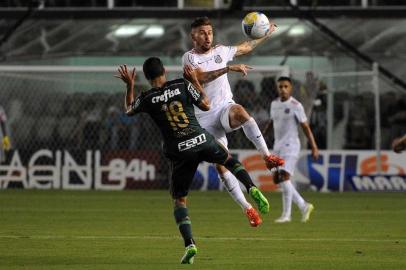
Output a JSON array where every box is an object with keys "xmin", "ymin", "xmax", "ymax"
[
  {"xmin": 143, "ymin": 57, "xmax": 165, "ymax": 81},
  {"xmin": 277, "ymin": 76, "xmax": 292, "ymax": 84},
  {"xmin": 191, "ymin": 16, "xmax": 212, "ymax": 29}
]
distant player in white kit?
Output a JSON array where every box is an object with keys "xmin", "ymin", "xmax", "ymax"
[
  {"xmin": 263, "ymin": 77, "xmax": 319, "ymax": 223},
  {"xmin": 182, "ymin": 17, "xmax": 284, "ymax": 227}
]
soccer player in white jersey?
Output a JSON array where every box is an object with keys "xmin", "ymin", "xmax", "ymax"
[
  {"xmin": 182, "ymin": 17, "xmax": 284, "ymax": 227},
  {"xmin": 263, "ymin": 77, "xmax": 319, "ymax": 223}
]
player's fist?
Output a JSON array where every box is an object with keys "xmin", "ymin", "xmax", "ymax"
[
  {"xmin": 2, "ymin": 136, "xmax": 11, "ymax": 151},
  {"xmin": 183, "ymin": 65, "xmax": 198, "ymax": 83}
]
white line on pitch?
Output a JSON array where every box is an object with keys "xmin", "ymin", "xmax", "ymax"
[{"xmin": 0, "ymin": 235, "xmax": 403, "ymax": 243}]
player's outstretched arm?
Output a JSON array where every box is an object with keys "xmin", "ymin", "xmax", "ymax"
[
  {"xmin": 235, "ymin": 22, "xmax": 277, "ymax": 57},
  {"xmin": 300, "ymin": 122, "xmax": 319, "ymax": 160},
  {"xmin": 392, "ymin": 134, "xmax": 406, "ymax": 153},
  {"xmin": 195, "ymin": 64, "xmax": 253, "ymax": 84},
  {"xmin": 115, "ymin": 65, "xmax": 136, "ymax": 115}
]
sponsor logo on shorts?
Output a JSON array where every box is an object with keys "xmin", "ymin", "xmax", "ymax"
[{"xmin": 178, "ymin": 133, "xmax": 207, "ymax": 152}]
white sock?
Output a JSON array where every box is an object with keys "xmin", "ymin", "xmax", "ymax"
[
  {"xmin": 286, "ymin": 180, "xmax": 307, "ymax": 212},
  {"xmin": 221, "ymin": 171, "xmax": 251, "ymax": 210},
  {"xmin": 241, "ymin": 117, "xmax": 270, "ymax": 156},
  {"xmin": 279, "ymin": 181, "xmax": 293, "ymax": 218}
]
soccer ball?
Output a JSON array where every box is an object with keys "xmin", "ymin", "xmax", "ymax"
[{"xmin": 242, "ymin": 12, "xmax": 270, "ymax": 39}]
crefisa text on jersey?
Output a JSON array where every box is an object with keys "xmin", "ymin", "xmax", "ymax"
[{"xmin": 151, "ymin": 88, "xmax": 181, "ymax": 103}]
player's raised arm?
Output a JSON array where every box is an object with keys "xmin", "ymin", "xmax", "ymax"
[
  {"xmin": 235, "ymin": 22, "xmax": 276, "ymax": 57},
  {"xmin": 115, "ymin": 65, "xmax": 137, "ymax": 115},
  {"xmin": 193, "ymin": 64, "xmax": 253, "ymax": 84}
]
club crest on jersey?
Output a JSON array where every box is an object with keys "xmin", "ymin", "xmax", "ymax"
[
  {"xmin": 214, "ymin": 55, "xmax": 222, "ymax": 63},
  {"xmin": 285, "ymin": 108, "xmax": 290, "ymax": 114},
  {"xmin": 151, "ymin": 88, "xmax": 181, "ymax": 103}
]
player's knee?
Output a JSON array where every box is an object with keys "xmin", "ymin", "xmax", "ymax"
[{"xmin": 230, "ymin": 104, "xmax": 250, "ymax": 123}]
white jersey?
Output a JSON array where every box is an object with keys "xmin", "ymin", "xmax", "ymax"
[
  {"xmin": 182, "ymin": 45, "xmax": 237, "ymax": 117},
  {"xmin": 270, "ymin": 97, "xmax": 307, "ymax": 150}
]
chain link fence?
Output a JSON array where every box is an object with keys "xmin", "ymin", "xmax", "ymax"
[{"xmin": 2, "ymin": 65, "xmax": 403, "ymax": 189}]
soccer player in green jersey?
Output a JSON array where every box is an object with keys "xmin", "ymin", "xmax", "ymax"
[{"xmin": 116, "ymin": 57, "xmax": 275, "ymax": 264}]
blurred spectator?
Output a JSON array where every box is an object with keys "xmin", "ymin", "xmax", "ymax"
[
  {"xmin": 259, "ymin": 76, "xmax": 278, "ymax": 110},
  {"xmin": 388, "ymin": 94, "xmax": 406, "ymax": 142},
  {"xmin": 345, "ymin": 95, "xmax": 372, "ymax": 149},
  {"xmin": 301, "ymin": 72, "xmax": 320, "ymax": 117},
  {"xmin": 380, "ymin": 91, "xmax": 397, "ymax": 149},
  {"xmin": 0, "ymin": 104, "xmax": 11, "ymax": 163},
  {"xmin": 105, "ymin": 106, "xmax": 142, "ymax": 150},
  {"xmin": 309, "ymin": 93, "xmax": 327, "ymax": 149},
  {"xmin": 233, "ymin": 79, "xmax": 256, "ymax": 111},
  {"xmin": 77, "ymin": 100, "xmax": 102, "ymax": 150}
]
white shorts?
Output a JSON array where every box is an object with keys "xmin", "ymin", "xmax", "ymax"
[
  {"xmin": 273, "ymin": 143, "xmax": 300, "ymax": 176},
  {"xmin": 196, "ymin": 101, "xmax": 239, "ymax": 149}
]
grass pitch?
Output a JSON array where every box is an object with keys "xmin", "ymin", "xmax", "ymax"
[{"xmin": 0, "ymin": 190, "xmax": 405, "ymax": 270}]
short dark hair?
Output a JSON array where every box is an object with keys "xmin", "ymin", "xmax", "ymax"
[
  {"xmin": 143, "ymin": 57, "xmax": 165, "ymax": 81},
  {"xmin": 191, "ymin": 16, "xmax": 212, "ymax": 29},
  {"xmin": 277, "ymin": 76, "xmax": 292, "ymax": 84}
]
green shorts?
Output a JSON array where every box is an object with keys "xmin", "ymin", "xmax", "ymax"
[{"xmin": 168, "ymin": 133, "xmax": 228, "ymax": 199}]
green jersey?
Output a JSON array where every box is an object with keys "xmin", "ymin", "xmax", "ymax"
[{"xmin": 128, "ymin": 78, "xmax": 211, "ymax": 157}]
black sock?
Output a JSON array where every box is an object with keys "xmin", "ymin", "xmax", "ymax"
[
  {"xmin": 174, "ymin": 205, "xmax": 195, "ymax": 247},
  {"xmin": 224, "ymin": 157, "xmax": 255, "ymax": 192}
]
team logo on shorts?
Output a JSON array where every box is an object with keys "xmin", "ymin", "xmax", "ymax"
[
  {"xmin": 214, "ymin": 55, "xmax": 222, "ymax": 63},
  {"xmin": 285, "ymin": 108, "xmax": 290, "ymax": 114}
]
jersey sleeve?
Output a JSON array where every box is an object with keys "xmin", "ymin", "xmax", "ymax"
[
  {"xmin": 182, "ymin": 52, "xmax": 199, "ymax": 69},
  {"xmin": 223, "ymin": 45, "xmax": 237, "ymax": 62},
  {"xmin": 184, "ymin": 79, "xmax": 203, "ymax": 106},
  {"xmin": 127, "ymin": 95, "xmax": 146, "ymax": 115},
  {"xmin": 294, "ymin": 103, "xmax": 307, "ymax": 123}
]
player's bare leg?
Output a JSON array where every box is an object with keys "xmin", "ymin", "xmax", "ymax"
[
  {"xmin": 174, "ymin": 197, "xmax": 197, "ymax": 264},
  {"xmin": 228, "ymin": 104, "xmax": 284, "ymax": 169},
  {"xmin": 216, "ymin": 164, "xmax": 262, "ymax": 227}
]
